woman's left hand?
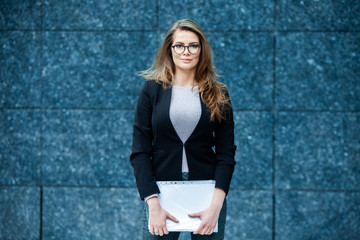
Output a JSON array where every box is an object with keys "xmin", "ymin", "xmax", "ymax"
[
  {"xmin": 188, "ymin": 204, "xmax": 222, "ymax": 235},
  {"xmin": 188, "ymin": 187, "xmax": 226, "ymax": 235}
]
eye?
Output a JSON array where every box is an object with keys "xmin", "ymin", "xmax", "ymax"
[
  {"xmin": 174, "ymin": 45, "xmax": 183, "ymax": 49},
  {"xmin": 190, "ymin": 45, "xmax": 200, "ymax": 49}
]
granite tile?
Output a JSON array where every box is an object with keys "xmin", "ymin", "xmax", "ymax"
[
  {"xmin": 43, "ymin": 0, "xmax": 156, "ymax": 30},
  {"xmin": 156, "ymin": 31, "xmax": 166, "ymax": 50},
  {"xmin": 276, "ymin": 0, "xmax": 360, "ymax": 30},
  {"xmin": 42, "ymin": 187, "xmax": 142, "ymax": 240},
  {"xmin": 275, "ymin": 112, "xmax": 360, "ymax": 190},
  {"xmin": 0, "ymin": 0, "xmax": 41, "ymax": 29},
  {"xmin": 276, "ymin": 191, "xmax": 360, "ymax": 240},
  {"xmin": 207, "ymin": 32, "xmax": 273, "ymax": 110},
  {"xmin": 0, "ymin": 110, "xmax": 41, "ymax": 185},
  {"xmin": 231, "ymin": 111, "xmax": 273, "ymax": 189},
  {"xmin": 158, "ymin": 0, "xmax": 274, "ymax": 31},
  {"xmin": 277, "ymin": 32, "xmax": 360, "ymax": 111},
  {"xmin": 225, "ymin": 190, "xmax": 272, "ymax": 239},
  {"xmin": 42, "ymin": 110, "xmax": 135, "ymax": 186},
  {"xmin": 42, "ymin": 31, "xmax": 156, "ymax": 109},
  {"xmin": 0, "ymin": 187, "xmax": 40, "ymax": 240},
  {"xmin": 0, "ymin": 31, "xmax": 41, "ymax": 107}
]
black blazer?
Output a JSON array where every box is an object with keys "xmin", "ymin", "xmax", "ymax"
[{"xmin": 130, "ymin": 80, "xmax": 236, "ymax": 200}]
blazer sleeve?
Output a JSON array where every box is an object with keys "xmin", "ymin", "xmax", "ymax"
[
  {"xmin": 214, "ymin": 92, "xmax": 237, "ymax": 195},
  {"xmin": 130, "ymin": 80, "xmax": 160, "ymax": 200}
]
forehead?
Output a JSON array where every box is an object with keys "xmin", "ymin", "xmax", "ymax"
[{"xmin": 172, "ymin": 29, "xmax": 199, "ymax": 43}]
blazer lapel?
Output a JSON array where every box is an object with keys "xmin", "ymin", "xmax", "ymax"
[{"xmin": 161, "ymin": 86, "xmax": 183, "ymax": 143}]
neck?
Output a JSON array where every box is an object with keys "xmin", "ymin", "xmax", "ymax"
[{"xmin": 173, "ymin": 68, "xmax": 196, "ymax": 87}]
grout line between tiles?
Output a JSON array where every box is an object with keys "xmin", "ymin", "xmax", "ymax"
[
  {"xmin": 39, "ymin": 1, "xmax": 44, "ymax": 239},
  {"xmin": 272, "ymin": 1, "xmax": 278, "ymax": 239}
]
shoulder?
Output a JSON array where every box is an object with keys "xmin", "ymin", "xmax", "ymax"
[
  {"xmin": 144, "ymin": 79, "xmax": 163, "ymax": 89},
  {"xmin": 140, "ymin": 80, "xmax": 164, "ymax": 103},
  {"xmin": 144, "ymin": 80, "xmax": 166, "ymax": 94},
  {"xmin": 140, "ymin": 79, "xmax": 161, "ymax": 92},
  {"xmin": 148, "ymin": 79, "xmax": 164, "ymax": 87}
]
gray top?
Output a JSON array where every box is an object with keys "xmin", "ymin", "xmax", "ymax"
[{"xmin": 169, "ymin": 85, "xmax": 202, "ymax": 172}]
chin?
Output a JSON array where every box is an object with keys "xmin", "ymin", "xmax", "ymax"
[{"xmin": 178, "ymin": 63, "xmax": 197, "ymax": 70}]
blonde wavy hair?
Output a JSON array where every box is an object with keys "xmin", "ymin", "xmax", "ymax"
[{"xmin": 140, "ymin": 19, "xmax": 231, "ymax": 122}]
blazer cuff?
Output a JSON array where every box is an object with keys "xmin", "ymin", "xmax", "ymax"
[
  {"xmin": 214, "ymin": 164, "xmax": 235, "ymax": 195},
  {"xmin": 138, "ymin": 183, "xmax": 160, "ymax": 201},
  {"xmin": 144, "ymin": 193, "xmax": 159, "ymax": 202}
]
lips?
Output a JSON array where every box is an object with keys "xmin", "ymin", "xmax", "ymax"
[{"xmin": 180, "ymin": 58, "xmax": 192, "ymax": 62}]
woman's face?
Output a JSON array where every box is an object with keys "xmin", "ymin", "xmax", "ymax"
[{"xmin": 171, "ymin": 29, "xmax": 201, "ymax": 72}]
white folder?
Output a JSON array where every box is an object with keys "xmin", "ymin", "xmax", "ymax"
[{"xmin": 148, "ymin": 180, "xmax": 217, "ymax": 232}]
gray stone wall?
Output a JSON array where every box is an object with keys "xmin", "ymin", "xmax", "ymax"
[{"xmin": 1, "ymin": 1, "xmax": 359, "ymax": 239}]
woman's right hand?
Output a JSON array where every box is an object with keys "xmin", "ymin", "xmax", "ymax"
[{"xmin": 147, "ymin": 197, "xmax": 179, "ymax": 236}]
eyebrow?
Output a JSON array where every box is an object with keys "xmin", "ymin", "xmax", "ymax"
[{"xmin": 174, "ymin": 41, "xmax": 200, "ymax": 45}]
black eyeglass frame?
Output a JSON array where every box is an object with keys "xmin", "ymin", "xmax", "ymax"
[{"xmin": 171, "ymin": 45, "xmax": 201, "ymax": 54}]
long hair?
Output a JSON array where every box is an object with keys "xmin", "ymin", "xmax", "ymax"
[{"xmin": 140, "ymin": 19, "xmax": 231, "ymax": 122}]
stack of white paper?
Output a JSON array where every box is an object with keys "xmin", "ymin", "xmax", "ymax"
[{"xmin": 149, "ymin": 180, "xmax": 217, "ymax": 232}]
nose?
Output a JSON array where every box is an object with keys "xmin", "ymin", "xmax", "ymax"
[{"xmin": 183, "ymin": 46, "xmax": 191, "ymax": 54}]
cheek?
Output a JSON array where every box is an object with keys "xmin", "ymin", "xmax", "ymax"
[
  {"xmin": 194, "ymin": 53, "xmax": 200, "ymax": 64},
  {"xmin": 172, "ymin": 52, "xmax": 179, "ymax": 62}
]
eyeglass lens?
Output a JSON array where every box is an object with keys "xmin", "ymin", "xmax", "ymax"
[{"xmin": 173, "ymin": 45, "xmax": 200, "ymax": 54}]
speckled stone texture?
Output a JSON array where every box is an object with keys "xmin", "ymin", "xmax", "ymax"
[
  {"xmin": 0, "ymin": 110, "xmax": 41, "ymax": 185},
  {"xmin": 1, "ymin": 0, "xmax": 360, "ymax": 239},
  {"xmin": 0, "ymin": 31, "xmax": 41, "ymax": 107},
  {"xmin": 208, "ymin": 32, "xmax": 274, "ymax": 110},
  {"xmin": 226, "ymin": 190, "xmax": 273, "ymax": 239},
  {"xmin": 276, "ymin": 191, "xmax": 360, "ymax": 239},
  {"xmin": 0, "ymin": 0, "xmax": 41, "ymax": 29},
  {"xmin": 277, "ymin": 32, "xmax": 360, "ymax": 111},
  {"xmin": 276, "ymin": 112, "xmax": 360, "ymax": 190},
  {"xmin": 42, "ymin": 0, "xmax": 157, "ymax": 30},
  {"xmin": 42, "ymin": 31, "xmax": 156, "ymax": 109},
  {"xmin": 231, "ymin": 112, "xmax": 273, "ymax": 189},
  {"xmin": 42, "ymin": 187, "xmax": 143, "ymax": 240},
  {"xmin": 42, "ymin": 110, "xmax": 135, "ymax": 186},
  {"xmin": 158, "ymin": 0, "xmax": 274, "ymax": 31},
  {"xmin": 0, "ymin": 187, "xmax": 40, "ymax": 240},
  {"xmin": 276, "ymin": 0, "xmax": 360, "ymax": 30}
]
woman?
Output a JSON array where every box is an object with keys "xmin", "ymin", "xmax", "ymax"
[{"xmin": 130, "ymin": 19, "xmax": 236, "ymax": 239}]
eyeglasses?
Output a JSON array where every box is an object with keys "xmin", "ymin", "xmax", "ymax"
[{"xmin": 172, "ymin": 44, "xmax": 201, "ymax": 54}]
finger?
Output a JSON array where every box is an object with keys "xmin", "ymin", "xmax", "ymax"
[
  {"xmin": 163, "ymin": 226, "xmax": 169, "ymax": 235},
  {"xmin": 206, "ymin": 227, "xmax": 214, "ymax": 235},
  {"xmin": 200, "ymin": 226, "xmax": 208, "ymax": 235},
  {"xmin": 200, "ymin": 224, "xmax": 212, "ymax": 235},
  {"xmin": 188, "ymin": 211, "xmax": 202, "ymax": 218},
  {"xmin": 158, "ymin": 228, "xmax": 164, "ymax": 236},
  {"xmin": 167, "ymin": 214, "xmax": 179, "ymax": 223},
  {"xmin": 193, "ymin": 223, "xmax": 205, "ymax": 234}
]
